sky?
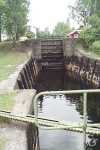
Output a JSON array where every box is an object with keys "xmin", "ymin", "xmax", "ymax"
[{"xmin": 28, "ymin": 0, "xmax": 78, "ymax": 32}]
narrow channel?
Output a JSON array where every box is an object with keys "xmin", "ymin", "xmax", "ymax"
[{"xmin": 35, "ymin": 69, "xmax": 100, "ymax": 150}]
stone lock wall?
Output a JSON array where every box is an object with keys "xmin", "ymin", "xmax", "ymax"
[
  {"xmin": 15, "ymin": 57, "xmax": 42, "ymax": 89},
  {"xmin": 27, "ymin": 124, "xmax": 40, "ymax": 150},
  {"xmin": 32, "ymin": 40, "xmax": 41, "ymax": 59},
  {"xmin": 65, "ymin": 55, "xmax": 100, "ymax": 88},
  {"xmin": 63, "ymin": 39, "xmax": 76, "ymax": 57},
  {"xmin": 12, "ymin": 49, "xmax": 42, "ymax": 150},
  {"xmin": 13, "ymin": 55, "xmax": 42, "ymax": 150}
]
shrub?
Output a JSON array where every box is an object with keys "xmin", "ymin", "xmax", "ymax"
[
  {"xmin": 90, "ymin": 40, "xmax": 100, "ymax": 55},
  {"xmin": 80, "ymin": 27, "xmax": 96, "ymax": 49},
  {"xmin": 25, "ymin": 31, "xmax": 35, "ymax": 39}
]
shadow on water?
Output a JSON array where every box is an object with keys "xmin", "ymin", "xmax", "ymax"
[{"xmin": 35, "ymin": 69, "xmax": 100, "ymax": 150}]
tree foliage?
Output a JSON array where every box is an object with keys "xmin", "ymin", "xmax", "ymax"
[
  {"xmin": 52, "ymin": 22, "xmax": 71, "ymax": 37},
  {"xmin": 71, "ymin": 0, "xmax": 100, "ymax": 27},
  {"xmin": 37, "ymin": 27, "xmax": 50, "ymax": 38},
  {"xmin": 0, "ymin": 0, "xmax": 6, "ymax": 41},
  {"xmin": 73, "ymin": 0, "xmax": 100, "ymax": 51},
  {"xmin": 25, "ymin": 31, "xmax": 35, "ymax": 39},
  {"xmin": 80, "ymin": 27, "xmax": 96, "ymax": 48},
  {"xmin": 5, "ymin": 0, "xmax": 29, "ymax": 41},
  {"xmin": 70, "ymin": 1, "xmax": 89, "ymax": 26},
  {"xmin": 0, "ymin": 0, "xmax": 29, "ymax": 42}
]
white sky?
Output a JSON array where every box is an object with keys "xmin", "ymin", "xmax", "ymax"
[{"xmin": 28, "ymin": 0, "xmax": 78, "ymax": 32}]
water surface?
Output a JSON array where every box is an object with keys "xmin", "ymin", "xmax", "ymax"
[{"xmin": 35, "ymin": 69, "xmax": 100, "ymax": 150}]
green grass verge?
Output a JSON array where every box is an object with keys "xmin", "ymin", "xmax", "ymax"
[
  {"xmin": 76, "ymin": 42, "xmax": 100, "ymax": 58},
  {"xmin": 0, "ymin": 137, "xmax": 6, "ymax": 150},
  {"xmin": 0, "ymin": 92, "xmax": 16, "ymax": 111},
  {"xmin": 90, "ymin": 49, "xmax": 100, "ymax": 55},
  {"xmin": 0, "ymin": 41, "xmax": 28, "ymax": 81}
]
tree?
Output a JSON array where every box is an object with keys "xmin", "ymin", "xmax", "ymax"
[
  {"xmin": 4, "ymin": 0, "xmax": 29, "ymax": 42},
  {"xmin": 72, "ymin": 0, "xmax": 100, "ymax": 49},
  {"xmin": 83, "ymin": 0, "xmax": 100, "ymax": 16},
  {"xmin": 0, "ymin": 0, "xmax": 5, "ymax": 42},
  {"xmin": 80, "ymin": 27, "xmax": 96, "ymax": 48},
  {"xmin": 70, "ymin": 2, "xmax": 89, "ymax": 27},
  {"xmin": 26, "ymin": 31, "xmax": 35, "ymax": 39},
  {"xmin": 37, "ymin": 27, "xmax": 51, "ymax": 38},
  {"xmin": 52, "ymin": 22, "xmax": 71, "ymax": 37},
  {"xmin": 71, "ymin": 0, "xmax": 100, "ymax": 27}
]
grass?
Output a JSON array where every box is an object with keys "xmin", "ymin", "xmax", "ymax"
[
  {"xmin": 0, "ymin": 92, "xmax": 16, "ymax": 111},
  {"xmin": 0, "ymin": 41, "xmax": 28, "ymax": 81},
  {"xmin": 90, "ymin": 48, "xmax": 100, "ymax": 55},
  {"xmin": 76, "ymin": 42, "xmax": 100, "ymax": 59},
  {"xmin": 0, "ymin": 137, "xmax": 6, "ymax": 150}
]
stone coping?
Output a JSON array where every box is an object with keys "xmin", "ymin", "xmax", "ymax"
[
  {"xmin": 0, "ymin": 90, "xmax": 36, "ymax": 115},
  {"xmin": 0, "ymin": 61, "xmax": 28, "ymax": 90}
]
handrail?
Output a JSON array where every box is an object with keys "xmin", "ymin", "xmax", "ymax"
[{"xmin": 33, "ymin": 89, "xmax": 100, "ymax": 150}]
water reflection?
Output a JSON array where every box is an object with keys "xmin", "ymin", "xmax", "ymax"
[
  {"xmin": 38, "ymin": 94, "xmax": 83, "ymax": 150},
  {"xmin": 35, "ymin": 69, "xmax": 100, "ymax": 150},
  {"xmin": 39, "ymin": 130, "xmax": 83, "ymax": 150},
  {"xmin": 39, "ymin": 95, "xmax": 82, "ymax": 123}
]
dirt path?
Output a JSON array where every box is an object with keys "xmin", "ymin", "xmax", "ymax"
[{"xmin": 0, "ymin": 124, "xmax": 27, "ymax": 150}]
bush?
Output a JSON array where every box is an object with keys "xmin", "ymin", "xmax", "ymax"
[
  {"xmin": 80, "ymin": 27, "xmax": 96, "ymax": 49},
  {"xmin": 90, "ymin": 40, "xmax": 100, "ymax": 55},
  {"xmin": 25, "ymin": 31, "xmax": 35, "ymax": 39}
]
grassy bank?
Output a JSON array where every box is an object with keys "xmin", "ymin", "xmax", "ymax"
[
  {"xmin": 0, "ymin": 41, "xmax": 28, "ymax": 81},
  {"xmin": 76, "ymin": 43, "xmax": 100, "ymax": 59},
  {"xmin": 0, "ymin": 92, "xmax": 16, "ymax": 111},
  {"xmin": 0, "ymin": 137, "xmax": 6, "ymax": 150}
]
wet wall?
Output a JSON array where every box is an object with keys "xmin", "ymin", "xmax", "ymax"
[
  {"xmin": 14, "ymin": 58, "xmax": 41, "ymax": 150},
  {"xmin": 15, "ymin": 57, "xmax": 42, "ymax": 89},
  {"xmin": 65, "ymin": 55, "xmax": 100, "ymax": 89},
  {"xmin": 15, "ymin": 39, "xmax": 100, "ymax": 89}
]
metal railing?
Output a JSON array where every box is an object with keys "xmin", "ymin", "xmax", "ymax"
[
  {"xmin": 0, "ymin": 89, "xmax": 100, "ymax": 150},
  {"xmin": 34, "ymin": 89, "xmax": 100, "ymax": 150}
]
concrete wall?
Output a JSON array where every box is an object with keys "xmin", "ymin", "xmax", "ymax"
[
  {"xmin": 63, "ymin": 39, "xmax": 75, "ymax": 57},
  {"xmin": 32, "ymin": 38, "xmax": 76, "ymax": 58},
  {"xmin": 14, "ymin": 39, "xmax": 100, "ymax": 89},
  {"xmin": 15, "ymin": 57, "xmax": 42, "ymax": 89},
  {"xmin": 10, "ymin": 90, "xmax": 39, "ymax": 150},
  {"xmin": 32, "ymin": 38, "xmax": 74, "ymax": 59},
  {"xmin": 32, "ymin": 39, "xmax": 64, "ymax": 59},
  {"xmin": 0, "ymin": 45, "xmax": 42, "ymax": 149},
  {"xmin": 14, "ymin": 56, "xmax": 42, "ymax": 149},
  {"xmin": 32, "ymin": 40, "xmax": 41, "ymax": 59},
  {"xmin": 62, "ymin": 38, "xmax": 100, "ymax": 88},
  {"xmin": 0, "ymin": 90, "xmax": 40, "ymax": 150},
  {"xmin": 65, "ymin": 55, "xmax": 100, "ymax": 88},
  {"xmin": 3, "ymin": 56, "xmax": 42, "ymax": 150}
]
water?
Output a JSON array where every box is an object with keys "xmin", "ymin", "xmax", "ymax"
[{"xmin": 35, "ymin": 69, "xmax": 100, "ymax": 150}]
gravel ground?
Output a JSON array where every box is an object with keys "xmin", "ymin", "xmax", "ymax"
[{"xmin": 0, "ymin": 124, "xmax": 27, "ymax": 150}]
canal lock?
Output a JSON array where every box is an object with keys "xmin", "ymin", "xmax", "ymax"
[{"xmin": 15, "ymin": 39, "xmax": 100, "ymax": 150}]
